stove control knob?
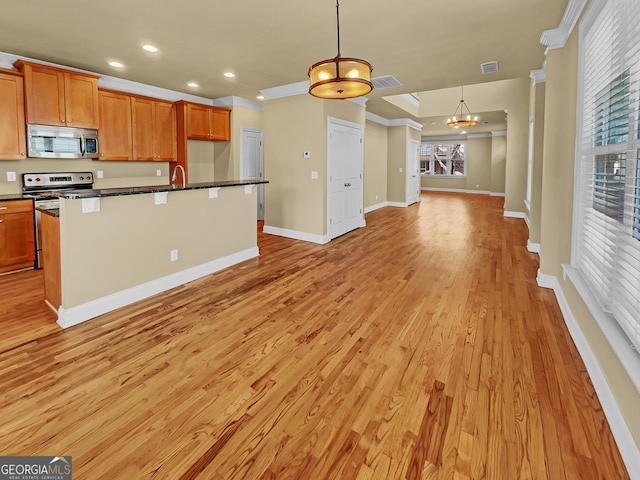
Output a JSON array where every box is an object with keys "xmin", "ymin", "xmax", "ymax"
[
  {"xmin": 79, "ymin": 176, "xmax": 84, "ymax": 180},
  {"xmin": 35, "ymin": 177, "xmax": 41, "ymax": 182}
]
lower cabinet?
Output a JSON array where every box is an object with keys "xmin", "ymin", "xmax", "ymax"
[
  {"xmin": 0, "ymin": 200, "xmax": 35, "ymax": 273},
  {"xmin": 41, "ymin": 212, "xmax": 61, "ymax": 309}
]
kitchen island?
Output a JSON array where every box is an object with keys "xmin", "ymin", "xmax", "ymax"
[{"xmin": 44, "ymin": 180, "xmax": 267, "ymax": 329}]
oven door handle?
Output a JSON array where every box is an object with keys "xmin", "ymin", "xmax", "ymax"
[{"xmin": 80, "ymin": 135, "xmax": 86, "ymax": 157}]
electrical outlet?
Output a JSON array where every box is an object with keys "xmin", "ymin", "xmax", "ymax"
[
  {"xmin": 303, "ymin": 151, "xmax": 311, "ymax": 159},
  {"xmin": 97, "ymin": 170, "xmax": 104, "ymax": 179},
  {"xmin": 170, "ymin": 249, "xmax": 178, "ymax": 262},
  {"xmin": 156, "ymin": 169, "xmax": 162, "ymax": 177},
  {"xmin": 6, "ymin": 171, "xmax": 16, "ymax": 182},
  {"xmin": 311, "ymin": 171, "xmax": 318, "ymax": 180},
  {"xmin": 399, "ymin": 167, "xmax": 403, "ymax": 173}
]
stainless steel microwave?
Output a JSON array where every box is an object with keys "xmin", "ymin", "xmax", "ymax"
[{"xmin": 27, "ymin": 124, "xmax": 100, "ymax": 159}]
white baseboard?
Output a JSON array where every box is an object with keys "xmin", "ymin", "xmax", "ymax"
[
  {"xmin": 263, "ymin": 225, "xmax": 330, "ymax": 244},
  {"xmin": 537, "ymin": 271, "xmax": 640, "ymax": 480},
  {"xmin": 364, "ymin": 201, "xmax": 388, "ymax": 214},
  {"xmin": 527, "ymin": 240, "xmax": 541, "ymax": 254},
  {"xmin": 57, "ymin": 247, "xmax": 259, "ymax": 329},
  {"xmin": 490, "ymin": 192, "xmax": 506, "ymax": 197},
  {"xmin": 387, "ymin": 201, "xmax": 409, "ymax": 208},
  {"xmin": 536, "ymin": 268, "xmax": 556, "ymax": 289},
  {"xmin": 421, "ymin": 187, "xmax": 492, "ymax": 195},
  {"xmin": 504, "ymin": 210, "xmax": 527, "ymax": 219}
]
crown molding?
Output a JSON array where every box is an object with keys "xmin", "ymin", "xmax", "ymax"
[
  {"xmin": 211, "ymin": 96, "xmax": 264, "ymax": 112},
  {"xmin": 260, "ymin": 81, "xmax": 308, "ymax": 100},
  {"xmin": 467, "ymin": 133, "xmax": 493, "ymax": 139},
  {"xmin": 492, "ymin": 130, "xmax": 507, "ymax": 137},
  {"xmin": 388, "ymin": 118, "xmax": 423, "ymax": 131},
  {"xmin": 365, "ymin": 112, "xmax": 389, "ymax": 126},
  {"xmin": 365, "ymin": 112, "xmax": 423, "ymax": 131},
  {"xmin": 539, "ymin": 0, "xmax": 588, "ymax": 52},
  {"xmin": 530, "ymin": 68, "xmax": 547, "ymax": 85}
]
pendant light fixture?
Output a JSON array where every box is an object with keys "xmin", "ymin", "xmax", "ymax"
[
  {"xmin": 447, "ymin": 86, "xmax": 478, "ymax": 127},
  {"xmin": 308, "ymin": 0, "xmax": 373, "ymax": 100}
]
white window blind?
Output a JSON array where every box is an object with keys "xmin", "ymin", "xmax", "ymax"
[{"xmin": 575, "ymin": 0, "xmax": 640, "ymax": 353}]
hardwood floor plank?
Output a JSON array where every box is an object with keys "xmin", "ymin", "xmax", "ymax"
[{"xmin": 0, "ymin": 192, "xmax": 630, "ymax": 479}]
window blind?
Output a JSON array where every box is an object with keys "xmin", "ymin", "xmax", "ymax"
[{"xmin": 575, "ymin": 0, "xmax": 640, "ymax": 353}]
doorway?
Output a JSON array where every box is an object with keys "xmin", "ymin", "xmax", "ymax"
[
  {"xmin": 240, "ymin": 127, "xmax": 264, "ymax": 220},
  {"xmin": 327, "ymin": 117, "xmax": 364, "ymax": 239}
]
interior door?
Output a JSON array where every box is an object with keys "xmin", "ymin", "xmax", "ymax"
[
  {"xmin": 240, "ymin": 128, "xmax": 264, "ymax": 220},
  {"xmin": 328, "ymin": 119, "xmax": 364, "ymax": 239},
  {"xmin": 407, "ymin": 139, "xmax": 420, "ymax": 205}
]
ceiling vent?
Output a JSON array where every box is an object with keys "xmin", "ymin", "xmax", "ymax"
[
  {"xmin": 481, "ymin": 61, "xmax": 499, "ymax": 74},
  {"xmin": 371, "ymin": 75, "xmax": 403, "ymax": 89}
]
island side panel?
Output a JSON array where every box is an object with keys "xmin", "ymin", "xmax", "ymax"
[{"xmin": 58, "ymin": 185, "xmax": 257, "ymax": 309}]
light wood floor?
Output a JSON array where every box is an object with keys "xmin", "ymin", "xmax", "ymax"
[{"xmin": 0, "ymin": 192, "xmax": 629, "ymax": 480}]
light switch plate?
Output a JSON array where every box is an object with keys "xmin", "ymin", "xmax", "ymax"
[
  {"xmin": 97, "ymin": 170, "xmax": 104, "ymax": 179},
  {"xmin": 6, "ymin": 171, "xmax": 16, "ymax": 182},
  {"xmin": 311, "ymin": 171, "xmax": 318, "ymax": 180},
  {"xmin": 156, "ymin": 169, "xmax": 162, "ymax": 177},
  {"xmin": 170, "ymin": 249, "xmax": 178, "ymax": 262}
]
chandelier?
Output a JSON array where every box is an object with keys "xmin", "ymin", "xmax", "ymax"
[
  {"xmin": 447, "ymin": 86, "xmax": 478, "ymax": 127},
  {"xmin": 308, "ymin": 0, "xmax": 373, "ymax": 100}
]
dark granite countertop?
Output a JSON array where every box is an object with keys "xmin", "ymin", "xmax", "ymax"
[{"xmin": 58, "ymin": 179, "xmax": 268, "ymax": 199}]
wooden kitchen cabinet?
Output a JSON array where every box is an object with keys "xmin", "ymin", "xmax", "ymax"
[
  {"xmin": 0, "ymin": 69, "xmax": 26, "ymax": 160},
  {"xmin": 181, "ymin": 101, "xmax": 230, "ymax": 141},
  {"xmin": 98, "ymin": 89, "xmax": 133, "ymax": 161},
  {"xmin": 15, "ymin": 60, "xmax": 100, "ymax": 129},
  {"xmin": 0, "ymin": 200, "xmax": 35, "ymax": 274},
  {"xmin": 132, "ymin": 97, "xmax": 177, "ymax": 161}
]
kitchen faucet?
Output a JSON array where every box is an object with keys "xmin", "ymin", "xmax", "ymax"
[{"xmin": 171, "ymin": 164, "xmax": 186, "ymax": 187}]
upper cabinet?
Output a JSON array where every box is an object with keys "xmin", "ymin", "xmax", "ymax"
[
  {"xmin": 98, "ymin": 90, "xmax": 133, "ymax": 161},
  {"xmin": 177, "ymin": 101, "xmax": 230, "ymax": 141},
  {"xmin": 15, "ymin": 60, "xmax": 100, "ymax": 129},
  {"xmin": 132, "ymin": 97, "xmax": 177, "ymax": 161},
  {"xmin": 0, "ymin": 69, "xmax": 26, "ymax": 160},
  {"xmin": 97, "ymin": 89, "xmax": 177, "ymax": 162}
]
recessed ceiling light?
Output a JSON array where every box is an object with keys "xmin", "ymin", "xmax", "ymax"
[
  {"xmin": 223, "ymin": 72, "xmax": 235, "ymax": 78},
  {"xmin": 257, "ymin": 95, "xmax": 264, "ymax": 100},
  {"xmin": 142, "ymin": 44, "xmax": 158, "ymax": 53},
  {"xmin": 109, "ymin": 61, "xmax": 124, "ymax": 68},
  {"xmin": 187, "ymin": 82, "xmax": 199, "ymax": 88}
]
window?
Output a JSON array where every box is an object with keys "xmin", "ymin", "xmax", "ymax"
[
  {"xmin": 420, "ymin": 142, "xmax": 466, "ymax": 176},
  {"xmin": 574, "ymin": 0, "xmax": 640, "ymax": 355}
]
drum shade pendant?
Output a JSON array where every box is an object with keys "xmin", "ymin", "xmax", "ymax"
[
  {"xmin": 447, "ymin": 86, "xmax": 478, "ymax": 127},
  {"xmin": 308, "ymin": 0, "xmax": 373, "ymax": 99}
]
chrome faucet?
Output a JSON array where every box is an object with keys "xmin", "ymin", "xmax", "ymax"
[{"xmin": 171, "ymin": 164, "xmax": 186, "ymax": 187}]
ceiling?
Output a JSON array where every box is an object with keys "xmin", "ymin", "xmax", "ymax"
[{"xmin": 0, "ymin": 0, "xmax": 568, "ymax": 128}]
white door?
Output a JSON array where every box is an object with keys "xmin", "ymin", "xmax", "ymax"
[
  {"xmin": 240, "ymin": 127, "xmax": 264, "ymax": 220},
  {"xmin": 328, "ymin": 118, "xmax": 364, "ymax": 239},
  {"xmin": 407, "ymin": 139, "xmax": 420, "ymax": 205}
]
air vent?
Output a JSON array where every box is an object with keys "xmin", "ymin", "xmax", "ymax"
[
  {"xmin": 481, "ymin": 61, "xmax": 499, "ymax": 74},
  {"xmin": 371, "ymin": 75, "xmax": 403, "ymax": 89}
]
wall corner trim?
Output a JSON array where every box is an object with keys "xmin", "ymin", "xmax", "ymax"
[
  {"xmin": 535, "ymin": 269, "xmax": 640, "ymax": 479},
  {"xmin": 539, "ymin": 0, "xmax": 588, "ymax": 51},
  {"xmin": 530, "ymin": 68, "xmax": 547, "ymax": 84}
]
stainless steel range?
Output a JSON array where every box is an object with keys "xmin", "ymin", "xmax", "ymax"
[{"xmin": 22, "ymin": 172, "xmax": 94, "ymax": 268}]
